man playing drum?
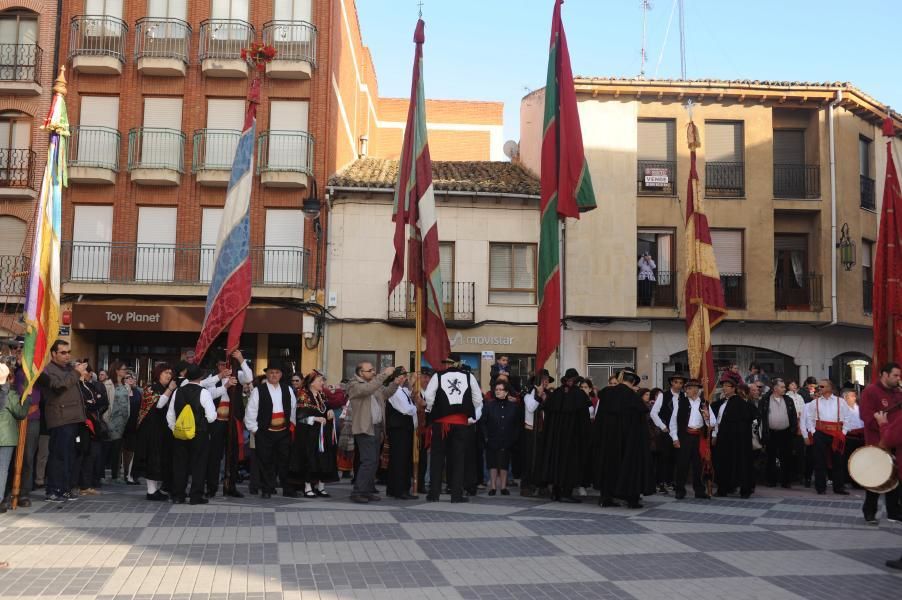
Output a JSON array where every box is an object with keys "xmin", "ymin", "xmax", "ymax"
[{"xmin": 859, "ymin": 363, "xmax": 902, "ymax": 525}]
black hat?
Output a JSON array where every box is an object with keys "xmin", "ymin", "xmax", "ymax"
[
  {"xmin": 537, "ymin": 368, "xmax": 555, "ymax": 384},
  {"xmin": 618, "ymin": 368, "xmax": 641, "ymax": 385},
  {"xmin": 420, "ymin": 367, "xmax": 434, "ymax": 376},
  {"xmin": 174, "ymin": 360, "xmax": 190, "ymax": 375},
  {"xmin": 669, "ymin": 373, "xmax": 687, "ymax": 384},
  {"xmin": 685, "ymin": 378, "xmax": 702, "ymax": 389},
  {"xmin": 184, "ymin": 363, "xmax": 205, "ymax": 381},
  {"xmin": 264, "ymin": 364, "xmax": 283, "ymax": 373},
  {"xmin": 563, "ymin": 368, "xmax": 581, "ymax": 381}
]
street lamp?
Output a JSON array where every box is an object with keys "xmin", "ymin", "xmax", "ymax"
[{"xmin": 837, "ymin": 222, "xmax": 856, "ymax": 271}]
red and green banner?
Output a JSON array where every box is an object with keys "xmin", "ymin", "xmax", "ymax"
[
  {"xmin": 389, "ymin": 19, "xmax": 450, "ymax": 369},
  {"xmin": 537, "ymin": 0, "xmax": 597, "ymax": 371},
  {"xmin": 684, "ymin": 121, "xmax": 727, "ymax": 399}
]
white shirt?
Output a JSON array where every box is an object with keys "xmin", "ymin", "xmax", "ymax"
[
  {"xmin": 388, "ymin": 387, "xmax": 418, "ymax": 428},
  {"xmin": 523, "ymin": 389, "xmax": 541, "ymax": 428},
  {"xmin": 669, "ymin": 395, "xmax": 712, "ymax": 442},
  {"xmin": 244, "ymin": 383, "xmax": 298, "ymax": 433},
  {"xmin": 424, "ymin": 371, "xmax": 484, "ymax": 423},
  {"xmin": 787, "ymin": 391, "xmax": 805, "ymax": 433},
  {"xmin": 165, "ymin": 383, "xmax": 217, "ymax": 430},
  {"xmin": 843, "ymin": 403, "xmax": 865, "ymax": 434},
  {"xmin": 805, "ymin": 394, "xmax": 850, "ymax": 435},
  {"xmin": 650, "ymin": 388, "xmax": 679, "ymax": 431}
]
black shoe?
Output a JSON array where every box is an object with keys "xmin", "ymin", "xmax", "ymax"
[
  {"xmin": 500, "ymin": 488, "xmax": 510, "ymax": 496},
  {"xmin": 599, "ymin": 498, "xmax": 620, "ymax": 508},
  {"xmin": 487, "ymin": 489, "xmax": 496, "ymax": 497},
  {"xmin": 886, "ymin": 558, "xmax": 902, "ymax": 571},
  {"xmin": 146, "ymin": 491, "xmax": 168, "ymax": 502},
  {"xmin": 350, "ymin": 495, "xmax": 369, "ymax": 504},
  {"xmin": 17, "ymin": 497, "xmax": 32, "ymax": 508},
  {"xmin": 225, "ymin": 489, "xmax": 244, "ymax": 498},
  {"xmin": 303, "ymin": 490, "xmax": 317, "ymax": 498},
  {"xmin": 834, "ymin": 489, "xmax": 849, "ymax": 495},
  {"xmin": 559, "ymin": 496, "xmax": 581, "ymax": 504},
  {"xmin": 450, "ymin": 497, "xmax": 469, "ymax": 503},
  {"xmin": 400, "ymin": 493, "xmax": 419, "ymax": 500},
  {"xmin": 781, "ymin": 483, "xmax": 792, "ymax": 489},
  {"xmin": 260, "ymin": 492, "xmax": 272, "ymax": 499},
  {"xmin": 740, "ymin": 491, "xmax": 752, "ymax": 499},
  {"xmin": 716, "ymin": 490, "xmax": 729, "ymax": 497},
  {"xmin": 189, "ymin": 497, "xmax": 208, "ymax": 505},
  {"xmin": 315, "ymin": 489, "xmax": 331, "ymax": 498},
  {"xmin": 865, "ymin": 513, "xmax": 878, "ymax": 525},
  {"xmin": 886, "ymin": 513, "xmax": 902, "ymax": 524},
  {"xmin": 205, "ymin": 489, "xmax": 217, "ymax": 499},
  {"xmin": 675, "ymin": 491, "xmax": 686, "ymax": 500}
]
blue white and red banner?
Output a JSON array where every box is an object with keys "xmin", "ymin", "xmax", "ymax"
[{"xmin": 195, "ymin": 79, "xmax": 260, "ymax": 361}]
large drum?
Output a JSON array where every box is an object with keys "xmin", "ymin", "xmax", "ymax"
[{"xmin": 848, "ymin": 446, "xmax": 898, "ymax": 493}]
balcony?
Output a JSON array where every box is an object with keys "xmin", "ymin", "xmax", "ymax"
[
  {"xmin": 863, "ymin": 279, "xmax": 873, "ymax": 315},
  {"xmin": 774, "ymin": 164, "xmax": 820, "ymax": 199},
  {"xmin": 860, "ymin": 175, "xmax": 876, "ymax": 211},
  {"xmin": 637, "ymin": 271, "xmax": 677, "ymax": 308},
  {"xmin": 775, "ymin": 273, "xmax": 823, "ymax": 312},
  {"xmin": 262, "ymin": 21, "xmax": 316, "ymax": 79},
  {"xmin": 636, "ymin": 160, "xmax": 676, "ymax": 196},
  {"xmin": 68, "ymin": 126, "xmax": 120, "ymax": 184},
  {"xmin": 68, "ymin": 15, "xmax": 128, "ymax": 75},
  {"xmin": 0, "ymin": 148, "xmax": 36, "ymax": 198},
  {"xmin": 192, "ymin": 129, "xmax": 240, "ymax": 186},
  {"xmin": 257, "ymin": 131, "xmax": 313, "ymax": 188},
  {"xmin": 0, "ymin": 43, "xmax": 42, "ymax": 95},
  {"xmin": 0, "ymin": 254, "xmax": 27, "ymax": 297},
  {"xmin": 127, "ymin": 128, "xmax": 185, "ymax": 186},
  {"xmin": 720, "ymin": 273, "xmax": 746, "ymax": 309},
  {"xmin": 135, "ymin": 17, "xmax": 191, "ymax": 77},
  {"xmin": 61, "ymin": 243, "xmax": 310, "ymax": 289},
  {"xmin": 198, "ymin": 19, "xmax": 254, "ymax": 78},
  {"xmin": 387, "ymin": 281, "xmax": 476, "ymax": 324},
  {"xmin": 705, "ymin": 162, "xmax": 744, "ymax": 198}
]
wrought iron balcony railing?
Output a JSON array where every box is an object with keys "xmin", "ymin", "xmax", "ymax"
[
  {"xmin": 127, "ymin": 128, "xmax": 185, "ymax": 172},
  {"xmin": 192, "ymin": 129, "xmax": 240, "ymax": 172},
  {"xmin": 720, "ymin": 273, "xmax": 746, "ymax": 309},
  {"xmin": 860, "ymin": 175, "xmax": 876, "ymax": 210},
  {"xmin": 257, "ymin": 131, "xmax": 314, "ymax": 174},
  {"xmin": 775, "ymin": 273, "xmax": 823, "ymax": 311},
  {"xmin": 774, "ymin": 164, "xmax": 820, "ymax": 199},
  {"xmin": 705, "ymin": 161, "xmax": 744, "ymax": 198},
  {"xmin": 636, "ymin": 159, "xmax": 676, "ymax": 195},
  {"xmin": 388, "ymin": 281, "xmax": 476, "ymax": 323},
  {"xmin": 61, "ymin": 242, "xmax": 310, "ymax": 288},
  {"xmin": 68, "ymin": 15, "xmax": 128, "ymax": 63},
  {"xmin": 637, "ymin": 271, "xmax": 677, "ymax": 307},
  {"xmin": 0, "ymin": 43, "xmax": 42, "ymax": 83},
  {"xmin": 69, "ymin": 126, "xmax": 120, "ymax": 171},
  {"xmin": 135, "ymin": 17, "xmax": 192, "ymax": 63},
  {"xmin": 0, "ymin": 148, "xmax": 36, "ymax": 189},
  {"xmin": 199, "ymin": 19, "xmax": 255, "ymax": 61},
  {"xmin": 0, "ymin": 254, "xmax": 27, "ymax": 295},
  {"xmin": 262, "ymin": 20, "xmax": 317, "ymax": 65}
]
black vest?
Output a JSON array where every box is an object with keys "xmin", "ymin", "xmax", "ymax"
[
  {"xmin": 675, "ymin": 395, "xmax": 707, "ymax": 436},
  {"xmin": 174, "ymin": 383, "xmax": 207, "ymax": 434},
  {"xmin": 386, "ymin": 389, "xmax": 415, "ymax": 430},
  {"xmin": 430, "ymin": 368, "xmax": 475, "ymax": 420},
  {"xmin": 256, "ymin": 381, "xmax": 293, "ymax": 431},
  {"xmin": 661, "ymin": 389, "xmax": 681, "ymax": 424}
]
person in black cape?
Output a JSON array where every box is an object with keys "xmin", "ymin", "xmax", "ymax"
[
  {"xmin": 289, "ymin": 370, "xmax": 338, "ymax": 497},
  {"xmin": 538, "ymin": 368, "xmax": 591, "ymax": 503},
  {"xmin": 711, "ymin": 379, "xmax": 757, "ymax": 498},
  {"xmin": 520, "ymin": 370, "xmax": 552, "ymax": 497},
  {"xmin": 594, "ymin": 368, "xmax": 654, "ymax": 508},
  {"xmin": 132, "ymin": 363, "xmax": 176, "ymax": 501}
]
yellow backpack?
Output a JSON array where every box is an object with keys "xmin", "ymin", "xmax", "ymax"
[{"xmin": 173, "ymin": 403, "xmax": 196, "ymax": 441}]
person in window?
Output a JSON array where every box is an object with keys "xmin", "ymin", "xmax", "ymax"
[{"xmin": 637, "ymin": 252, "xmax": 656, "ymax": 306}]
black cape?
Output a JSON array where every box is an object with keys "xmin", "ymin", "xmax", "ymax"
[
  {"xmin": 289, "ymin": 391, "xmax": 338, "ymax": 483},
  {"xmin": 594, "ymin": 383, "xmax": 655, "ymax": 500},
  {"xmin": 132, "ymin": 383, "xmax": 172, "ymax": 482},
  {"xmin": 712, "ymin": 394, "xmax": 756, "ymax": 494},
  {"xmin": 538, "ymin": 385, "xmax": 591, "ymax": 491}
]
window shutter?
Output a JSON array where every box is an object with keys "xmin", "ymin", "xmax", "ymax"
[
  {"xmin": 136, "ymin": 207, "xmax": 176, "ymax": 281},
  {"xmin": 143, "ymin": 97, "xmax": 182, "ymax": 129},
  {"xmin": 143, "ymin": 97, "xmax": 182, "ymax": 166},
  {"xmin": 773, "ymin": 130, "xmax": 804, "ymax": 165},
  {"xmin": 206, "ymin": 99, "xmax": 244, "ymax": 130},
  {"xmin": 859, "ymin": 138, "xmax": 871, "ymax": 176},
  {"xmin": 774, "ymin": 234, "xmax": 806, "ymax": 251},
  {"xmin": 206, "ymin": 99, "xmax": 244, "ymax": 167},
  {"xmin": 79, "ymin": 96, "xmax": 119, "ymax": 168},
  {"xmin": 86, "ymin": 0, "xmax": 123, "ymax": 20},
  {"xmin": 490, "ymin": 245, "xmax": 511, "ymax": 289},
  {"xmin": 0, "ymin": 216, "xmax": 25, "ymax": 255},
  {"xmin": 74, "ymin": 205, "xmax": 113, "ymax": 242},
  {"xmin": 512, "ymin": 245, "xmax": 535, "ymax": 289},
  {"xmin": 439, "ymin": 243, "xmax": 454, "ymax": 283},
  {"xmin": 11, "ymin": 120, "xmax": 29, "ymax": 149},
  {"xmin": 710, "ymin": 230, "xmax": 743, "ymax": 274},
  {"xmin": 270, "ymin": 100, "xmax": 308, "ymax": 132},
  {"xmin": 137, "ymin": 207, "xmax": 176, "ymax": 245},
  {"xmin": 637, "ymin": 120, "xmax": 675, "ymax": 161},
  {"xmin": 264, "ymin": 209, "xmax": 304, "ymax": 285},
  {"xmin": 706, "ymin": 122, "xmax": 742, "ymax": 162},
  {"xmin": 18, "ymin": 19, "xmax": 37, "ymax": 45},
  {"xmin": 268, "ymin": 101, "xmax": 309, "ymax": 170},
  {"xmin": 81, "ymin": 96, "xmax": 119, "ymax": 129},
  {"xmin": 275, "ymin": 0, "xmax": 311, "ymax": 21},
  {"xmin": 199, "ymin": 208, "xmax": 223, "ymax": 281}
]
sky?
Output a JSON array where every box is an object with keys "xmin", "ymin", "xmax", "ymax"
[{"xmin": 357, "ymin": 0, "xmax": 901, "ymax": 150}]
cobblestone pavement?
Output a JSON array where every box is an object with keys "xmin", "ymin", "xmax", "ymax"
[{"xmin": 0, "ymin": 481, "xmax": 900, "ymax": 600}]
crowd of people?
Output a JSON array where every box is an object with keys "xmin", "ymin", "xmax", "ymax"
[{"xmin": 1, "ymin": 343, "xmax": 900, "ymax": 548}]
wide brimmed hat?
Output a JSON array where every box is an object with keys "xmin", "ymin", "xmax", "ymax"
[
  {"xmin": 618, "ymin": 368, "xmax": 641, "ymax": 385},
  {"xmin": 537, "ymin": 369, "xmax": 555, "ymax": 384},
  {"xmin": 669, "ymin": 373, "xmax": 687, "ymax": 384},
  {"xmin": 563, "ymin": 368, "xmax": 581, "ymax": 380},
  {"xmin": 184, "ymin": 363, "xmax": 205, "ymax": 381},
  {"xmin": 684, "ymin": 378, "xmax": 702, "ymax": 389},
  {"xmin": 264, "ymin": 364, "xmax": 284, "ymax": 373}
]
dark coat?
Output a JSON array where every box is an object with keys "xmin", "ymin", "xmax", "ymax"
[
  {"xmin": 712, "ymin": 394, "xmax": 757, "ymax": 493},
  {"xmin": 482, "ymin": 398, "xmax": 522, "ymax": 451},
  {"xmin": 37, "ymin": 362, "xmax": 86, "ymax": 429},
  {"xmin": 289, "ymin": 390, "xmax": 338, "ymax": 483},
  {"xmin": 594, "ymin": 383, "xmax": 655, "ymax": 499},
  {"xmin": 538, "ymin": 385, "xmax": 591, "ymax": 490}
]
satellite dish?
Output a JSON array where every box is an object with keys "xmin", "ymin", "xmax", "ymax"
[{"xmin": 502, "ymin": 140, "xmax": 519, "ymax": 160}]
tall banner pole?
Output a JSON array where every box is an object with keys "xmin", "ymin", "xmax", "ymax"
[{"xmin": 412, "ymin": 281, "xmax": 423, "ymax": 492}]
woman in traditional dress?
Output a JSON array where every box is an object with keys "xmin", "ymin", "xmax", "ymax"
[
  {"xmin": 133, "ymin": 363, "xmax": 176, "ymax": 501},
  {"xmin": 290, "ymin": 370, "xmax": 338, "ymax": 497}
]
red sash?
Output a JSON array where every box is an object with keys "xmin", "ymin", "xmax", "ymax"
[
  {"xmin": 269, "ymin": 411, "xmax": 287, "ymax": 432},
  {"xmin": 425, "ymin": 413, "xmax": 469, "ymax": 449},
  {"xmin": 687, "ymin": 428, "xmax": 713, "ymax": 476}
]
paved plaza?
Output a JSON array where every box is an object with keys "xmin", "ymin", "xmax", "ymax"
[{"xmin": 0, "ymin": 482, "xmax": 900, "ymax": 600}]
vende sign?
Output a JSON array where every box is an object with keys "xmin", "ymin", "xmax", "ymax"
[{"xmin": 644, "ymin": 167, "xmax": 669, "ymax": 187}]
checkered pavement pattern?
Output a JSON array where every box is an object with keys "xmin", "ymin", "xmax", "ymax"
[{"xmin": 0, "ymin": 482, "xmax": 899, "ymax": 600}]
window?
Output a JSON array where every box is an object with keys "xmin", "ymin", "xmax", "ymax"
[
  {"xmin": 0, "ymin": 111, "xmax": 31, "ymax": 187},
  {"xmin": 862, "ymin": 240, "xmax": 873, "ymax": 314},
  {"xmin": 773, "ymin": 129, "xmax": 818, "ymax": 198},
  {"xmin": 141, "ymin": 97, "xmax": 182, "ymax": 169},
  {"xmin": 212, "ymin": 0, "xmax": 249, "ymax": 20},
  {"xmin": 267, "ymin": 100, "xmax": 310, "ymax": 171},
  {"xmin": 204, "ymin": 98, "xmax": 244, "ymax": 168},
  {"xmin": 200, "ymin": 207, "xmax": 223, "ymax": 282},
  {"xmin": 78, "ymin": 96, "xmax": 119, "ymax": 169},
  {"xmin": 0, "ymin": 11, "xmax": 38, "ymax": 82},
  {"xmin": 440, "ymin": 241, "xmax": 454, "ymax": 311},
  {"xmin": 637, "ymin": 119, "xmax": 676, "ymax": 195},
  {"xmin": 489, "ymin": 243, "xmax": 536, "ymax": 304},
  {"xmin": 860, "ymin": 136, "xmax": 875, "ymax": 210},
  {"xmin": 72, "ymin": 205, "xmax": 113, "ymax": 280},
  {"xmin": 85, "ymin": 0, "xmax": 122, "ymax": 18},
  {"xmin": 775, "ymin": 234, "xmax": 818, "ymax": 310},
  {"xmin": 264, "ymin": 209, "xmax": 304, "ymax": 285},
  {"xmin": 636, "ymin": 229, "xmax": 675, "ymax": 307},
  {"xmin": 136, "ymin": 207, "xmax": 176, "ymax": 282},
  {"xmin": 343, "ymin": 351, "xmax": 394, "ymax": 382},
  {"xmin": 0, "ymin": 215, "xmax": 25, "ymax": 293},
  {"xmin": 705, "ymin": 121, "xmax": 744, "ymax": 197},
  {"xmin": 711, "ymin": 229, "xmax": 744, "ymax": 308},
  {"xmin": 274, "ymin": 0, "xmax": 312, "ymax": 21},
  {"xmin": 587, "ymin": 348, "xmax": 636, "ymax": 386},
  {"xmin": 147, "ymin": 0, "xmax": 187, "ymax": 20}
]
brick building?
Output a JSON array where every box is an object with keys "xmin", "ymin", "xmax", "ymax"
[
  {"xmin": 49, "ymin": 0, "xmax": 501, "ymax": 380},
  {"xmin": 0, "ymin": 0, "xmax": 57, "ymax": 336}
]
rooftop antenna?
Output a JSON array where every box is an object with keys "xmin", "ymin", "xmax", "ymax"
[
  {"xmin": 418, "ymin": 0, "xmax": 423, "ymax": 18},
  {"xmin": 678, "ymin": 0, "xmax": 687, "ymax": 79},
  {"xmin": 640, "ymin": 0, "xmax": 653, "ymax": 79}
]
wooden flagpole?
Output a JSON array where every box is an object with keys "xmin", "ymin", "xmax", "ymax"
[{"xmin": 412, "ymin": 281, "xmax": 423, "ymax": 493}]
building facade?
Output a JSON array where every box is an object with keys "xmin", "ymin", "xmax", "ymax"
[
  {"xmin": 0, "ymin": 0, "xmax": 57, "ymax": 336},
  {"xmin": 325, "ymin": 157, "xmax": 540, "ymax": 389},
  {"xmin": 518, "ymin": 79, "xmax": 902, "ymax": 387},
  {"xmin": 49, "ymin": 0, "xmax": 500, "ymax": 381}
]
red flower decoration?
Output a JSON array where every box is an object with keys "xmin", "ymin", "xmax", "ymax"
[{"xmin": 242, "ymin": 42, "xmax": 277, "ymax": 71}]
